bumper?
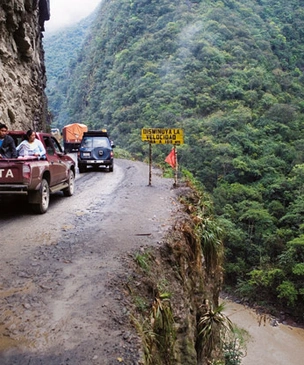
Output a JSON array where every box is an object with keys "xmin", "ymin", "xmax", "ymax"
[
  {"xmin": 0, "ymin": 184, "xmax": 28, "ymax": 195},
  {"xmin": 78, "ymin": 159, "xmax": 113, "ymax": 167}
]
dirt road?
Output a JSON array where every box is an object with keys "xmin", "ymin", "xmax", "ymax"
[{"xmin": 0, "ymin": 159, "xmax": 178, "ymax": 365}]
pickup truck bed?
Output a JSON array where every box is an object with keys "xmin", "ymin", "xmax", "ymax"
[{"xmin": 0, "ymin": 131, "xmax": 76, "ymax": 214}]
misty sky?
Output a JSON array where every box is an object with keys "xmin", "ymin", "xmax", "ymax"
[{"xmin": 44, "ymin": 0, "xmax": 101, "ymax": 33}]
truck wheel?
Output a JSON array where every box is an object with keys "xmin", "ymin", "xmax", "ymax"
[
  {"xmin": 31, "ymin": 179, "xmax": 50, "ymax": 214},
  {"xmin": 63, "ymin": 170, "xmax": 75, "ymax": 196},
  {"xmin": 79, "ymin": 165, "xmax": 86, "ymax": 173},
  {"xmin": 109, "ymin": 163, "xmax": 114, "ymax": 172}
]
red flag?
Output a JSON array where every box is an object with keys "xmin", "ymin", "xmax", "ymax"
[{"xmin": 165, "ymin": 148, "xmax": 176, "ymax": 168}]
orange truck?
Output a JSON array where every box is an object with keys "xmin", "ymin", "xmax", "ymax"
[{"xmin": 62, "ymin": 123, "xmax": 88, "ymax": 153}]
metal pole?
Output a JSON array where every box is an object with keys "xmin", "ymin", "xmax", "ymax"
[
  {"xmin": 174, "ymin": 145, "xmax": 178, "ymax": 187},
  {"xmin": 149, "ymin": 142, "xmax": 152, "ymax": 186}
]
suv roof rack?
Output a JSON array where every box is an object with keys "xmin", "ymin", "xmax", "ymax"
[{"xmin": 83, "ymin": 130, "xmax": 109, "ymax": 137}]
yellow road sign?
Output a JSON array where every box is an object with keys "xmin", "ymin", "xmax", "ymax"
[{"xmin": 141, "ymin": 128, "xmax": 184, "ymax": 144}]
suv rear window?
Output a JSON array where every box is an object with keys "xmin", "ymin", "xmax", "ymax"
[{"xmin": 82, "ymin": 137, "xmax": 110, "ymax": 148}]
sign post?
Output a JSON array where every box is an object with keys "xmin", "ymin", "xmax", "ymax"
[
  {"xmin": 149, "ymin": 142, "xmax": 152, "ymax": 186},
  {"xmin": 174, "ymin": 145, "xmax": 178, "ymax": 187},
  {"xmin": 141, "ymin": 128, "xmax": 184, "ymax": 186}
]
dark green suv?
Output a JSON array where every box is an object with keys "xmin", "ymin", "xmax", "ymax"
[{"xmin": 77, "ymin": 130, "xmax": 115, "ymax": 173}]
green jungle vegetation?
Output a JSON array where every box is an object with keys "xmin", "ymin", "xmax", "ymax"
[{"xmin": 45, "ymin": 0, "xmax": 304, "ymax": 321}]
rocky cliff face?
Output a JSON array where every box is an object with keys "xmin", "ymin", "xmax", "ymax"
[
  {"xmin": 127, "ymin": 185, "xmax": 224, "ymax": 364},
  {"xmin": 0, "ymin": 0, "xmax": 50, "ymax": 131}
]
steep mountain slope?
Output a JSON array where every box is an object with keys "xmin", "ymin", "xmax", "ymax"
[
  {"xmin": 45, "ymin": 0, "xmax": 304, "ymax": 319},
  {"xmin": 54, "ymin": 0, "xmax": 304, "ymax": 142}
]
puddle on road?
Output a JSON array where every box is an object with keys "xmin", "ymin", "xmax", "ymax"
[
  {"xmin": 0, "ymin": 283, "xmax": 36, "ymax": 353},
  {"xmin": 61, "ymin": 224, "xmax": 75, "ymax": 231},
  {"xmin": 0, "ymin": 282, "xmax": 34, "ymax": 298},
  {"xmin": 0, "ymin": 324, "xmax": 32, "ymax": 354}
]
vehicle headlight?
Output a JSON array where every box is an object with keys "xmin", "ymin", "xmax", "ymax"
[{"xmin": 83, "ymin": 152, "xmax": 91, "ymax": 157}]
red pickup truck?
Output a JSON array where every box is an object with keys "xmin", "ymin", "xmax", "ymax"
[{"xmin": 0, "ymin": 131, "xmax": 76, "ymax": 214}]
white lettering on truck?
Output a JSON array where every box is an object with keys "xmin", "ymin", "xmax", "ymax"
[{"xmin": 0, "ymin": 169, "xmax": 14, "ymax": 178}]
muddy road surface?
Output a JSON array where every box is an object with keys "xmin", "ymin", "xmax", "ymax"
[{"xmin": 0, "ymin": 159, "xmax": 178, "ymax": 365}]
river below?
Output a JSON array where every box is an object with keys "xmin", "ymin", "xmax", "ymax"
[{"xmin": 223, "ymin": 299, "xmax": 304, "ymax": 365}]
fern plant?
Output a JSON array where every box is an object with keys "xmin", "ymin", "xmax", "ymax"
[{"xmin": 198, "ymin": 302, "xmax": 233, "ymax": 360}]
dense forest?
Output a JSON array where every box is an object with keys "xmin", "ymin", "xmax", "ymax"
[{"xmin": 44, "ymin": 0, "xmax": 304, "ymax": 320}]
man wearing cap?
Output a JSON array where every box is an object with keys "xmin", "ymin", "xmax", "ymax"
[{"xmin": 0, "ymin": 123, "xmax": 17, "ymax": 159}]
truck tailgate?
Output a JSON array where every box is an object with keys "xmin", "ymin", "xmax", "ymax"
[{"xmin": 0, "ymin": 161, "xmax": 24, "ymax": 183}]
